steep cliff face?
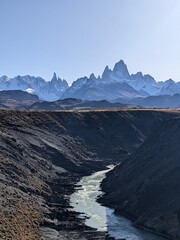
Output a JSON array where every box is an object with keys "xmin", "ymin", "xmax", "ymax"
[
  {"xmin": 0, "ymin": 109, "xmax": 177, "ymax": 239},
  {"xmin": 102, "ymin": 115, "xmax": 180, "ymax": 239}
]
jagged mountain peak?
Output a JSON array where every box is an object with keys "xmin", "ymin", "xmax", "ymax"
[
  {"xmin": 89, "ymin": 73, "xmax": 96, "ymax": 80},
  {"xmin": 1, "ymin": 75, "xmax": 9, "ymax": 79},
  {"xmin": 50, "ymin": 73, "xmax": 69, "ymax": 90},
  {"xmin": 0, "ymin": 75, "xmax": 9, "ymax": 82},
  {"xmin": 16, "ymin": 75, "xmax": 23, "ymax": 80},
  {"xmin": 144, "ymin": 74, "xmax": 155, "ymax": 82},
  {"xmin": 131, "ymin": 72, "xmax": 144, "ymax": 79},
  {"xmin": 102, "ymin": 66, "xmax": 112, "ymax": 79},
  {"xmin": 52, "ymin": 72, "xmax": 58, "ymax": 81},
  {"xmin": 165, "ymin": 78, "xmax": 175, "ymax": 84},
  {"xmin": 113, "ymin": 59, "xmax": 130, "ymax": 77},
  {"xmin": 103, "ymin": 65, "xmax": 111, "ymax": 73}
]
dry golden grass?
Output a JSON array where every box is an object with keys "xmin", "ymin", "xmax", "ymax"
[{"xmin": 0, "ymin": 189, "xmax": 45, "ymax": 240}]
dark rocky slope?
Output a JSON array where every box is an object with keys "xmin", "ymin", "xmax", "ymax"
[
  {"xmin": 101, "ymin": 115, "xmax": 180, "ymax": 239},
  {"xmin": 0, "ymin": 109, "xmax": 178, "ymax": 239}
]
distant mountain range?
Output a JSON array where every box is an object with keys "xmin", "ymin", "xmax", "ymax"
[
  {"xmin": 0, "ymin": 73, "xmax": 68, "ymax": 101},
  {"xmin": 1, "ymin": 60, "xmax": 180, "ymax": 102},
  {"xmin": 62, "ymin": 60, "xmax": 180, "ymax": 101}
]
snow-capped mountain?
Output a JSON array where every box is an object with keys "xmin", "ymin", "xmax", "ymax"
[
  {"xmin": 157, "ymin": 79, "xmax": 180, "ymax": 95},
  {"xmin": 62, "ymin": 61, "xmax": 147, "ymax": 101},
  {"xmin": 62, "ymin": 76, "xmax": 146, "ymax": 101},
  {"xmin": 62, "ymin": 60, "xmax": 180, "ymax": 101},
  {"xmin": 60, "ymin": 61, "xmax": 151, "ymax": 101},
  {"xmin": 0, "ymin": 73, "xmax": 68, "ymax": 101},
  {"xmin": 0, "ymin": 60, "xmax": 180, "ymax": 102}
]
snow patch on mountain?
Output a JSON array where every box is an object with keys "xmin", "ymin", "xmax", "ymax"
[{"xmin": 25, "ymin": 88, "xmax": 36, "ymax": 95}]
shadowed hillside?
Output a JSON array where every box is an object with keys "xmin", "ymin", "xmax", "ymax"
[
  {"xmin": 0, "ymin": 90, "xmax": 39, "ymax": 109},
  {"xmin": 101, "ymin": 114, "xmax": 180, "ymax": 239}
]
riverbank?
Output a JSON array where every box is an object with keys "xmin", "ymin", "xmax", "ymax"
[
  {"xmin": 41, "ymin": 169, "xmax": 115, "ymax": 239},
  {"xmin": 99, "ymin": 171, "xmax": 171, "ymax": 239},
  {"xmin": 71, "ymin": 167, "xmax": 166, "ymax": 240}
]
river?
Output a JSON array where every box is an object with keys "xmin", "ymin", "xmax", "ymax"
[{"xmin": 70, "ymin": 166, "xmax": 166, "ymax": 240}]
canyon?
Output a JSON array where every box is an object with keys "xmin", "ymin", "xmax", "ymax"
[{"xmin": 0, "ymin": 109, "xmax": 180, "ymax": 239}]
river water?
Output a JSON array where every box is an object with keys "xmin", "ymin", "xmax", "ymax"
[{"xmin": 70, "ymin": 166, "xmax": 165, "ymax": 240}]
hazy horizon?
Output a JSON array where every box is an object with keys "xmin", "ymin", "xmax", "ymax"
[{"xmin": 0, "ymin": 0, "xmax": 180, "ymax": 83}]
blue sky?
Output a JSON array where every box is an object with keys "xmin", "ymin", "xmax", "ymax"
[{"xmin": 0, "ymin": 0, "xmax": 180, "ymax": 83}]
